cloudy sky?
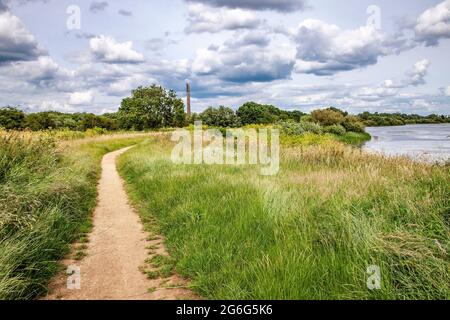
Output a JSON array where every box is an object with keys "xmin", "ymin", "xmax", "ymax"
[{"xmin": 0, "ymin": 0, "xmax": 449, "ymax": 115}]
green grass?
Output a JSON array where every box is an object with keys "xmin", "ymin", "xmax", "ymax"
[
  {"xmin": 118, "ymin": 134, "xmax": 449, "ymax": 300},
  {"xmin": 280, "ymin": 132, "xmax": 371, "ymax": 147},
  {"xmin": 0, "ymin": 131, "xmax": 151, "ymax": 300},
  {"xmin": 334, "ymin": 132, "xmax": 372, "ymax": 146}
]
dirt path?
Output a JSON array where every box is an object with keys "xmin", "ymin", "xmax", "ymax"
[{"xmin": 45, "ymin": 147, "xmax": 196, "ymax": 300}]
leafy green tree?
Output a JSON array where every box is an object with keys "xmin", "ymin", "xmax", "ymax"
[
  {"xmin": 23, "ymin": 112, "xmax": 57, "ymax": 130},
  {"xmin": 0, "ymin": 107, "xmax": 25, "ymax": 130},
  {"xmin": 236, "ymin": 102, "xmax": 277, "ymax": 125},
  {"xmin": 118, "ymin": 85, "xmax": 185, "ymax": 130},
  {"xmin": 200, "ymin": 106, "xmax": 241, "ymax": 127}
]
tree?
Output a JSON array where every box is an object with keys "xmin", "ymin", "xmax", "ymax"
[
  {"xmin": 23, "ymin": 112, "xmax": 58, "ymax": 130},
  {"xmin": 236, "ymin": 102, "xmax": 277, "ymax": 125},
  {"xmin": 0, "ymin": 107, "xmax": 25, "ymax": 130},
  {"xmin": 118, "ymin": 85, "xmax": 185, "ymax": 130},
  {"xmin": 200, "ymin": 106, "xmax": 241, "ymax": 127},
  {"xmin": 311, "ymin": 109, "xmax": 345, "ymax": 126}
]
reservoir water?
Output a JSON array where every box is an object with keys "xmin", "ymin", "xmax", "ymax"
[{"xmin": 363, "ymin": 124, "xmax": 450, "ymax": 163}]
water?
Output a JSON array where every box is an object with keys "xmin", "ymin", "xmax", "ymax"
[{"xmin": 363, "ymin": 124, "xmax": 450, "ymax": 163}]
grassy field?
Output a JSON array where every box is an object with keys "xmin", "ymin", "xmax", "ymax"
[
  {"xmin": 0, "ymin": 130, "xmax": 151, "ymax": 300},
  {"xmin": 119, "ymin": 134, "xmax": 449, "ymax": 300}
]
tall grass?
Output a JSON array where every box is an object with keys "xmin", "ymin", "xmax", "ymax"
[
  {"xmin": 0, "ymin": 131, "xmax": 150, "ymax": 300},
  {"xmin": 118, "ymin": 135, "xmax": 449, "ymax": 300}
]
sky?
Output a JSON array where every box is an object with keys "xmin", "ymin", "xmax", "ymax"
[{"xmin": 0, "ymin": 0, "xmax": 449, "ymax": 115}]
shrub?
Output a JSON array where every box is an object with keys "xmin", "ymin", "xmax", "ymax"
[
  {"xmin": 342, "ymin": 116, "xmax": 366, "ymax": 133},
  {"xmin": 311, "ymin": 109, "xmax": 345, "ymax": 126},
  {"xmin": 85, "ymin": 127, "xmax": 108, "ymax": 137},
  {"xmin": 278, "ymin": 121, "xmax": 305, "ymax": 136},
  {"xmin": 324, "ymin": 124, "xmax": 347, "ymax": 136},
  {"xmin": 300, "ymin": 121, "xmax": 323, "ymax": 134}
]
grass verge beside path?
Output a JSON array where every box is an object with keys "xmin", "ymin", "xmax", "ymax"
[
  {"xmin": 0, "ymin": 132, "xmax": 151, "ymax": 300},
  {"xmin": 119, "ymin": 134, "xmax": 449, "ymax": 300}
]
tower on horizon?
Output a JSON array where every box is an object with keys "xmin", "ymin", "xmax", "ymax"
[{"xmin": 186, "ymin": 80, "xmax": 191, "ymax": 116}]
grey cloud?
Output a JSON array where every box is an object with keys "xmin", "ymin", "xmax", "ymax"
[
  {"xmin": 224, "ymin": 31, "xmax": 270, "ymax": 48},
  {"xmin": 90, "ymin": 1, "xmax": 108, "ymax": 14},
  {"xmin": 220, "ymin": 59, "xmax": 294, "ymax": 83},
  {"xmin": 118, "ymin": 9, "xmax": 132, "ymax": 16},
  {"xmin": 68, "ymin": 31, "xmax": 97, "ymax": 39},
  {"xmin": 185, "ymin": 3, "xmax": 261, "ymax": 33},
  {"xmin": 185, "ymin": 0, "xmax": 307, "ymax": 12},
  {"xmin": 293, "ymin": 20, "xmax": 413, "ymax": 76},
  {"xmin": 0, "ymin": 10, "xmax": 46, "ymax": 64},
  {"xmin": 145, "ymin": 38, "xmax": 165, "ymax": 51},
  {"xmin": 145, "ymin": 37, "xmax": 178, "ymax": 52},
  {"xmin": 1, "ymin": 0, "xmax": 49, "ymax": 10},
  {"xmin": 0, "ymin": 0, "xmax": 8, "ymax": 11}
]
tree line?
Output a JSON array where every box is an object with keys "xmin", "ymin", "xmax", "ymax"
[
  {"xmin": 358, "ymin": 112, "xmax": 450, "ymax": 127},
  {"xmin": 1, "ymin": 84, "xmax": 448, "ymax": 131}
]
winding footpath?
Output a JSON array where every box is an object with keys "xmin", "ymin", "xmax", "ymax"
[{"xmin": 45, "ymin": 147, "xmax": 196, "ymax": 300}]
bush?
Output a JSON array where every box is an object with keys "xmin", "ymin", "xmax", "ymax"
[
  {"xmin": 342, "ymin": 116, "xmax": 366, "ymax": 133},
  {"xmin": 278, "ymin": 121, "xmax": 305, "ymax": 135},
  {"xmin": 85, "ymin": 127, "xmax": 108, "ymax": 137},
  {"xmin": 311, "ymin": 109, "xmax": 345, "ymax": 126},
  {"xmin": 300, "ymin": 121, "xmax": 323, "ymax": 134},
  {"xmin": 324, "ymin": 124, "xmax": 347, "ymax": 136}
]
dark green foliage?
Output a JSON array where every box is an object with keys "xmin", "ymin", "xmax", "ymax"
[
  {"xmin": 200, "ymin": 106, "xmax": 241, "ymax": 127},
  {"xmin": 0, "ymin": 108, "xmax": 118, "ymax": 131},
  {"xmin": 118, "ymin": 85, "xmax": 185, "ymax": 130},
  {"xmin": 358, "ymin": 112, "xmax": 450, "ymax": 127},
  {"xmin": 0, "ymin": 107, "xmax": 25, "ymax": 130},
  {"xmin": 236, "ymin": 101, "xmax": 305, "ymax": 125},
  {"xmin": 236, "ymin": 102, "xmax": 276, "ymax": 125}
]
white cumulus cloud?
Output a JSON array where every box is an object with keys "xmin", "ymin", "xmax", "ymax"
[
  {"xmin": 415, "ymin": 0, "xmax": 450, "ymax": 46},
  {"xmin": 408, "ymin": 59, "xmax": 430, "ymax": 86},
  {"xmin": 90, "ymin": 35, "xmax": 145, "ymax": 64},
  {"xmin": 192, "ymin": 31, "xmax": 295, "ymax": 82},
  {"xmin": 185, "ymin": 3, "xmax": 261, "ymax": 33},
  {"xmin": 68, "ymin": 90, "xmax": 95, "ymax": 105}
]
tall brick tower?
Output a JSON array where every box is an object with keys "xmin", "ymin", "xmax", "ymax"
[{"xmin": 186, "ymin": 80, "xmax": 191, "ymax": 116}]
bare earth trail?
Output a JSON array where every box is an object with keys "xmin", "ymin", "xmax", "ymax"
[{"xmin": 45, "ymin": 147, "xmax": 196, "ymax": 300}]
